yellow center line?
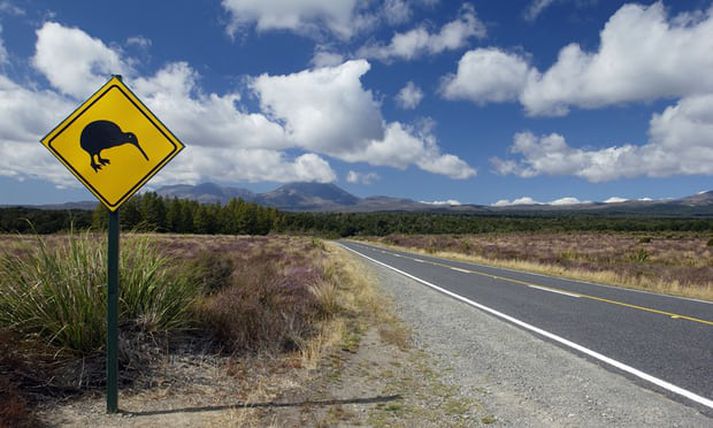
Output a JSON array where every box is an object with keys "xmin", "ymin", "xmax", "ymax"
[{"xmin": 403, "ymin": 253, "xmax": 713, "ymax": 327}]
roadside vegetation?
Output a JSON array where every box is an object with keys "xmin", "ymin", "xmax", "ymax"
[
  {"xmin": 0, "ymin": 232, "xmax": 377, "ymax": 425},
  {"xmin": 362, "ymin": 232, "xmax": 713, "ymax": 301}
]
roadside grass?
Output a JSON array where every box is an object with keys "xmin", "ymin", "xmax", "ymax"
[
  {"xmin": 358, "ymin": 233, "xmax": 713, "ymax": 302},
  {"xmin": 0, "ymin": 233, "xmax": 393, "ymax": 425}
]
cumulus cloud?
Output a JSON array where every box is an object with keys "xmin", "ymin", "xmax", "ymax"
[
  {"xmin": 357, "ymin": 4, "xmax": 485, "ymax": 62},
  {"xmin": 396, "ymin": 81, "xmax": 423, "ymax": 109},
  {"xmin": 221, "ymin": 0, "xmax": 364, "ymax": 40},
  {"xmin": 346, "ymin": 170, "xmax": 380, "ymax": 184},
  {"xmin": 493, "ymin": 94, "xmax": 713, "ymax": 181},
  {"xmin": 441, "ymin": 48, "xmax": 530, "ymax": 104},
  {"xmin": 492, "ymin": 196, "xmax": 589, "ymax": 206},
  {"xmin": 444, "ymin": 3, "xmax": 713, "ymax": 116},
  {"xmin": 1, "ymin": 22, "xmax": 473, "ymax": 187},
  {"xmin": 0, "ymin": 75, "xmax": 77, "ymax": 186},
  {"xmin": 492, "ymin": 197, "xmax": 541, "ymax": 207},
  {"xmin": 604, "ymin": 197, "xmax": 628, "ymax": 203},
  {"xmin": 252, "ymin": 60, "xmax": 384, "ymax": 154},
  {"xmin": 252, "ymin": 60, "xmax": 475, "ymax": 178},
  {"xmin": 338, "ymin": 121, "xmax": 476, "ymax": 179},
  {"xmin": 420, "ymin": 199, "xmax": 461, "ymax": 206},
  {"xmin": 550, "ymin": 197, "xmax": 590, "ymax": 205},
  {"xmin": 32, "ymin": 22, "xmax": 129, "ymax": 99}
]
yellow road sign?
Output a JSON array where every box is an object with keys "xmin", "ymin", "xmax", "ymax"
[{"xmin": 41, "ymin": 76, "xmax": 184, "ymax": 211}]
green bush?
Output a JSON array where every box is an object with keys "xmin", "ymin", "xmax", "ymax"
[{"xmin": 0, "ymin": 232, "xmax": 197, "ymax": 354}]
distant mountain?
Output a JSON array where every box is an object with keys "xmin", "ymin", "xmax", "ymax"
[
  {"xmin": 258, "ymin": 182, "xmax": 359, "ymax": 210},
  {"xmin": 678, "ymin": 191, "xmax": 713, "ymax": 206},
  {"xmin": 8, "ymin": 182, "xmax": 713, "ymax": 216},
  {"xmin": 156, "ymin": 182, "xmax": 256, "ymax": 204}
]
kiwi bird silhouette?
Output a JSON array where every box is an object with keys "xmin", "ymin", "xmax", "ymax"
[{"xmin": 80, "ymin": 120, "xmax": 149, "ymax": 172}]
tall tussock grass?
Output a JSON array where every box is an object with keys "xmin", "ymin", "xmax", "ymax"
[{"xmin": 0, "ymin": 231, "xmax": 197, "ymax": 354}]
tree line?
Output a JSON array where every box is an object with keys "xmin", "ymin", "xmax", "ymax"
[{"xmin": 2, "ymin": 192, "xmax": 713, "ymax": 236}]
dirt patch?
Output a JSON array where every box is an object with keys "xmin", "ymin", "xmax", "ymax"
[{"xmin": 261, "ymin": 326, "xmax": 483, "ymax": 427}]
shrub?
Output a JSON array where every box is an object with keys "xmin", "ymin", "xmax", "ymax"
[
  {"xmin": 198, "ymin": 259, "xmax": 323, "ymax": 353},
  {"xmin": 628, "ymin": 248, "xmax": 650, "ymax": 264},
  {"xmin": 185, "ymin": 250, "xmax": 235, "ymax": 295},
  {"xmin": 707, "ymin": 238, "xmax": 713, "ymax": 247},
  {"xmin": 0, "ymin": 232, "xmax": 197, "ymax": 354}
]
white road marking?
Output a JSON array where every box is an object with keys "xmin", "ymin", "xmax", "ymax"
[
  {"xmin": 414, "ymin": 258, "xmax": 426, "ymax": 263},
  {"xmin": 450, "ymin": 267, "xmax": 472, "ymax": 273},
  {"xmin": 529, "ymin": 284, "xmax": 581, "ymax": 298},
  {"xmin": 340, "ymin": 243, "xmax": 713, "ymax": 411}
]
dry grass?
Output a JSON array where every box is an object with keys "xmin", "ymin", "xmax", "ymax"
[{"xmin": 362, "ymin": 233, "xmax": 713, "ymax": 301}]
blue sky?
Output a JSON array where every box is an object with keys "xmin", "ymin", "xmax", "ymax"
[{"xmin": 1, "ymin": 0, "xmax": 713, "ymax": 206}]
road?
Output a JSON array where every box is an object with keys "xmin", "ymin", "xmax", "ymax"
[{"xmin": 340, "ymin": 240, "xmax": 713, "ymax": 413}]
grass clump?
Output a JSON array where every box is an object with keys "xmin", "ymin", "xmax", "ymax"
[
  {"xmin": 0, "ymin": 231, "xmax": 197, "ymax": 354},
  {"xmin": 185, "ymin": 250, "xmax": 235, "ymax": 294}
]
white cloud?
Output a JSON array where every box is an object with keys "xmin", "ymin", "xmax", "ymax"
[
  {"xmin": 604, "ymin": 197, "xmax": 628, "ymax": 203},
  {"xmin": 524, "ymin": 0, "xmax": 557, "ymax": 22},
  {"xmin": 134, "ymin": 62, "xmax": 288, "ymax": 151},
  {"xmin": 382, "ymin": 0, "xmax": 412, "ymax": 25},
  {"xmin": 158, "ymin": 148, "xmax": 336, "ymax": 185},
  {"xmin": 357, "ymin": 4, "xmax": 485, "ymax": 62},
  {"xmin": 492, "ymin": 196, "xmax": 588, "ymax": 206},
  {"xmin": 340, "ymin": 121, "xmax": 476, "ymax": 179},
  {"xmin": 252, "ymin": 60, "xmax": 474, "ymax": 178},
  {"xmin": 221, "ymin": 0, "xmax": 364, "ymax": 40},
  {"xmin": 251, "ymin": 60, "xmax": 384, "ymax": 155},
  {"xmin": 0, "ymin": 75, "xmax": 77, "ymax": 186},
  {"xmin": 32, "ymin": 22, "xmax": 129, "ymax": 99},
  {"xmin": 420, "ymin": 199, "xmax": 461, "ymax": 206},
  {"xmin": 493, "ymin": 93, "xmax": 713, "ymax": 181},
  {"xmin": 126, "ymin": 35, "xmax": 151, "ymax": 49},
  {"xmin": 492, "ymin": 197, "xmax": 541, "ymax": 206},
  {"xmin": 444, "ymin": 3, "xmax": 713, "ymax": 116},
  {"xmin": 549, "ymin": 197, "xmax": 590, "ymax": 206},
  {"xmin": 346, "ymin": 170, "xmax": 380, "ymax": 184},
  {"xmin": 440, "ymin": 48, "xmax": 530, "ymax": 104},
  {"xmin": 311, "ymin": 49, "xmax": 345, "ymax": 68},
  {"xmin": 1, "ymin": 22, "xmax": 473, "ymax": 187},
  {"xmin": 396, "ymin": 81, "xmax": 423, "ymax": 109}
]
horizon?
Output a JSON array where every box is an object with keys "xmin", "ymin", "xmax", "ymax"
[{"xmin": 2, "ymin": 1, "xmax": 713, "ymax": 206}]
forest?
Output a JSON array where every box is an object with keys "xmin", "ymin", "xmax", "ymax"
[{"xmin": 2, "ymin": 192, "xmax": 713, "ymax": 236}]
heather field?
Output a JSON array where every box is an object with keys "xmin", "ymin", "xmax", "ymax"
[
  {"xmin": 0, "ymin": 233, "xmax": 375, "ymax": 425},
  {"xmin": 366, "ymin": 232, "xmax": 713, "ymax": 301}
]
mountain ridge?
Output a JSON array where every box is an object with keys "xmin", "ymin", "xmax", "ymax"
[{"xmin": 5, "ymin": 183, "xmax": 713, "ymax": 216}]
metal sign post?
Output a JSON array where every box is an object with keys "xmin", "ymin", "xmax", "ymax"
[
  {"xmin": 106, "ymin": 209, "xmax": 120, "ymax": 413},
  {"xmin": 40, "ymin": 74, "xmax": 185, "ymax": 414}
]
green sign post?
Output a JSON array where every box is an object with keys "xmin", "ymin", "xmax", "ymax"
[
  {"xmin": 106, "ymin": 210, "xmax": 119, "ymax": 412},
  {"xmin": 40, "ymin": 75, "xmax": 185, "ymax": 413}
]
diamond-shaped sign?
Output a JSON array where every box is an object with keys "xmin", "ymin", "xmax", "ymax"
[{"xmin": 41, "ymin": 76, "xmax": 184, "ymax": 211}]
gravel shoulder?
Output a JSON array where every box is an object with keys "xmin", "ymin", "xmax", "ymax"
[{"xmin": 366, "ymin": 257, "xmax": 713, "ymax": 426}]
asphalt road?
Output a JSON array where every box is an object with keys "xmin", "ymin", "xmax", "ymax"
[{"xmin": 340, "ymin": 240, "xmax": 713, "ymax": 413}]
